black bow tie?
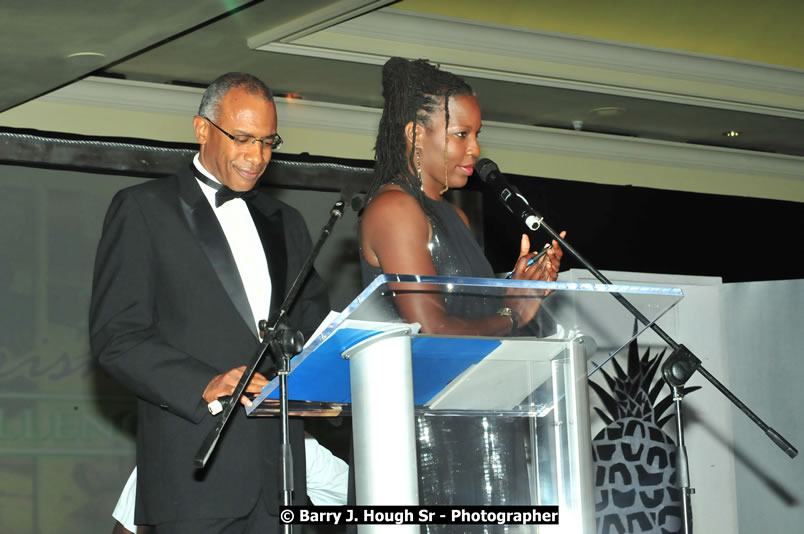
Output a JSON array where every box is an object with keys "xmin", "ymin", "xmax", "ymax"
[
  {"xmin": 214, "ymin": 186, "xmax": 257, "ymax": 207},
  {"xmin": 192, "ymin": 164, "xmax": 258, "ymax": 207}
]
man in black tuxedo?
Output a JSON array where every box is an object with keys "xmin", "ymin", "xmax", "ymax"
[{"xmin": 90, "ymin": 72, "xmax": 330, "ymax": 533}]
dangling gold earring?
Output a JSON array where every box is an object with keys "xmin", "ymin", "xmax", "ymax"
[
  {"xmin": 440, "ymin": 131, "xmax": 449, "ymax": 195},
  {"xmin": 416, "ymin": 147, "xmax": 424, "ymax": 191}
]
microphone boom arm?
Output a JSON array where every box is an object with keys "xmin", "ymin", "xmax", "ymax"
[
  {"xmin": 476, "ymin": 156, "xmax": 797, "ymax": 459},
  {"xmin": 532, "ymin": 207, "xmax": 797, "ymax": 459}
]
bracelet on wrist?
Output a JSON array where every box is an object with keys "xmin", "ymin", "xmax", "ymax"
[{"xmin": 496, "ymin": 306, "xmax": 520, "ymax": 330}]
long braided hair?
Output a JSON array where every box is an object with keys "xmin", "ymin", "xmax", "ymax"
[{"xmin": 367, "ymin": 57, "xmax": 473, "ymax": 211}]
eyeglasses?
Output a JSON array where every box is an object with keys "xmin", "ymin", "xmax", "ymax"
[{"xmin": 202, "ymin": 116, "xmax": 283, "ymax": 150}]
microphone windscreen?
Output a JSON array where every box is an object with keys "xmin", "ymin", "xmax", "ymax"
[
  {"xmin": 349, "ymin": 193, "xmax": 365, "ymax": 213},
  {"xmin": 475, "ymin": 158, "xmax": 499, "ymax": 182}
]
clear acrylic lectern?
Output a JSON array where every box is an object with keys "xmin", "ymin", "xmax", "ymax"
[{"xmin": 250, "ymin": 275, "xmax": 683, "ymax": 534}]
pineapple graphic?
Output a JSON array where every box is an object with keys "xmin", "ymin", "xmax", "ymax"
[{"xmin": 589, "ymin": 332, "xmax": 699, "ymax": 534}]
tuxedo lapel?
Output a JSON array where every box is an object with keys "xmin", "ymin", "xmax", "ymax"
[
  {"xmin": 177, "ymin": 166, "xmax": 257, "ymax": 338},
  {"xmin": 248, "ymin": 198, "xmax": 286, "ymax": 315}
]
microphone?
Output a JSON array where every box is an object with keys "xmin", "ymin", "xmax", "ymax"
[{"xmin": 475, "ymin": 158, "xmax": 543, "ymax": 231}]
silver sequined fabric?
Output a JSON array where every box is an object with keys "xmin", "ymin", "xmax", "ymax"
[{"xmin": 360, "ymin": 193, "xmax": 532, "ymax": 533}]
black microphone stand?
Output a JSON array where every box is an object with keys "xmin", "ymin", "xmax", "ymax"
[
  {"xmin": 512, "ymin": 204, "xmax": 797, "ymax": 534},
  {"xmin": 194, "ymin": 200, "xmax": 345, "ymax": 534}
]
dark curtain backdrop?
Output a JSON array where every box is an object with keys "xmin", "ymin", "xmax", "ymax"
[{"xmin": 476, "ymin": 172, "xmax": 803, "ymax": 284}]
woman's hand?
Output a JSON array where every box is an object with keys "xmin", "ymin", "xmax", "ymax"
[{"xmin": 505, "ymin": 232, "xmax": 567, "ymax": 327}]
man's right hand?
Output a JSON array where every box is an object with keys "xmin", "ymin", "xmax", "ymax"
[{"xmin": 202, "ymin": 365, "xmax": 269, "ymax": 407}]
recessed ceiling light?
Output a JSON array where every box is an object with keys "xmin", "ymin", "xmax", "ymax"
[
  {"xmin": 723, "ymin": 130, "xmax": 742, "ymax": 137},
  {"xmin": 592, "ymin": 106, "xmax": 624, "ymax": 117},
  {"xmin": 66, "ymin": 52, "xmax": 107, "ymax": 66}
]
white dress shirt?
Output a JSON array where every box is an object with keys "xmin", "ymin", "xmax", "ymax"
[{"xmin": 193, "ymin": 154, "xmax": 271, "ymax": 335}]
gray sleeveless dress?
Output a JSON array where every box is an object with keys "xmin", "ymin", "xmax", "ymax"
[{"xmin": 360, "ymin": 193, "xmax": 530, "ymax": 533}]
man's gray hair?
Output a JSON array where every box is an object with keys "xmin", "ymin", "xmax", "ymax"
[{"xmin": 198, "ymin": 72, "xmax": 274, "ymax": 120}]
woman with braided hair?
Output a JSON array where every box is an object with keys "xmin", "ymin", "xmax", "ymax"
[
  {"xmin": 358, "ymin": 57, "xmax": 567, "ymax": 528},
  {"xmin": 360, "ymin": 57, "xmax": 565, "ymax": 334}
]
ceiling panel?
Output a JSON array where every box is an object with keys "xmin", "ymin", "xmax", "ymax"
[
  {"xmin": 0, "ymin": 0, "xmax": 255, "ymax": 111},
  {"xmin": 2, "ymin": 0, "xmax": 803, "ymax": 160}
]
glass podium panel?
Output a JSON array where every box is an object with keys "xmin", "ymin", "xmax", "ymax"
[
  {"xmin": 249, "ymin": 275, "xmax": 683, "ymax": 533},
  {"xmin": 251, "ymin": 274, "xmax": 682, "ymax": 409}
]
